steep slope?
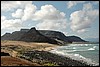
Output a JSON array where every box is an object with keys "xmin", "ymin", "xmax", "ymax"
[
  {"xmin": 66, "ymin": 36, "xmax": 86, "ymax": 42},
  {"xmin": 19, "ymin": 27, "xmax": 58, "ymax": 44},
  {"xmin": 1, "ymin": 33, "xmax": 12, "ymax": 40},
  {"xmin": 1, "ymin": 31, "xmax": 26, "ymax": 41},
  {"xmin": 1, "ymin": 27, "xmax": 86, "ymax": 44},
  {"xmin": 38, "ymin": 30, "xmax": 86, "ymax": 43},
  {"xmin": 38, "ymin": 30, "xmax": 71, "ymax": 42}
]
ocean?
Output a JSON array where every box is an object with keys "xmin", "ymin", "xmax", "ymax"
[{"xmin": 49, "ymin": 44, "xmax": 99, "ymax": 66}]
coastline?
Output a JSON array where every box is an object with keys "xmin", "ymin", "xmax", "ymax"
[
  {"xmin": 49, "ymin": 44, "xmax": 99, "ymax": 66},
  {"xmin": 1, "ymin": 40, "xmax": 97, "ymax": 66}
]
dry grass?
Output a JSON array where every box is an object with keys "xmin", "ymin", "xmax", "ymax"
[
  {"xmin": 1, "ymin": 56, "xmax": 40, "ymax": 66},
  {"xmin": 1, "ymin": 40, "xmax": 58, "ymax": 51},
  {"xmin": 1, "ymin": 40, "xmax": 58, "ymax": 66}
]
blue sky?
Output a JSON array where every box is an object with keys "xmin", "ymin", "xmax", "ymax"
[{"xmin": 1, "ymin": 1, "xmax": 99, "ymax": 39}]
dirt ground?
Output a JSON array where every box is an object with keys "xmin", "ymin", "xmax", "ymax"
[{"xmin": 1, "ymin": 56, "xmax": 41, "ymax": 66}]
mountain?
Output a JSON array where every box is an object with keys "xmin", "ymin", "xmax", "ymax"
[
  {"xmin": 66, "ymin": 36, "xmax": 86, "ymax": 42},
  {"xmin": 38, "ymin": 30, "xmax": 86, "ymax": 43},
  {"xmin": 1, "ymin": 31, "xmax": 27, "ymax": 41},
  {"xmin": 1, "ymin": 33, "xmax": 12, "ymax": 40},
  {"xmin": 38, "ymin": 30, "xmax": 72, "ymax": 43},
  {"xmin": 19, "ymin": 27, "xmax": 58, "ymax": 44},
  {"xmin": 1, "ymin": 27, "xmax": 86, "ymax": 45}
]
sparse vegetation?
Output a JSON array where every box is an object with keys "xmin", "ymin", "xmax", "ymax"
[
  {"xmin": 1, "ymin": 40, "xmax": 90, "ymax": 66},
  {"xmin": 43, "ymin": 62, "xmax": 58, "ymax": 66}
]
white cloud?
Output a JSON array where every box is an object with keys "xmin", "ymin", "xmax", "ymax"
[
  {"xmin": 1, "ymin": 16, "xmax": 6, "ymax": 21},
  {"xmin": 12, "ymin": 9, "xmax": 24, "ymax": 18},
  {"xmin": 22, "ymin": 4, "xmax": 37, "ymax": 21},
  {"xmin": 77, "ymin": 29, "xmax": 88, "ymax": 33},
  {"xmin": 1, "ymin": 1, "xmax": 33, "ymax": 31},
  {"xmin": 83, "ymin": 3, "xmax": 92, "ymax": 10},
  {"xmin": 34, "ymin": 5, "xmax": 65, "ymax": 20},
  {"xmin": 34, "ymin": 5, "xmax": 67, "ymax": 31},
  {"xmin": 1, "ymin": 16, "xmax": 22, "ymax": 30},
  {"xmin": 67, "ymin": 1, "xmax": 85, "ymax": 8},
  {"xmin": 70, "ymin": 3, "xmax": 99, "ymax": 33},
  {"xmin": 36, "ymin": 19, "xmax": 67, "ymax": 30},
  {"xmin": 1, "ymin": 1, "xmax": 20, "ymax": 11},
  {"xmin": 2, "ymin": 2, "xmax": 67, "ymax": 32},
  {"xmin": 1, "ymin": 1, "xmax": 32, "ymax": 12},
  {"xmin": 93, "ymin": 1, "xmax": 99, "ymax": 4},
  {"xmin": 10, "ymin": 1, "xmax": 37, "ymax": 21}
]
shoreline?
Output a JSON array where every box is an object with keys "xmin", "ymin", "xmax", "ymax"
[
  {"xmin": 49, "ymin": 50, "xmax": 99, "ymax": 66},
  {"xmin": 19, "ymin": 50, "xmax": 90, "ymax": 66},
  {"xmin": 1, "ymin": 40, "xmax": 99, "ymax": 66},
  {"xmin": 49, "ymin": 44, "xmax": 99, "ymax": 66}
]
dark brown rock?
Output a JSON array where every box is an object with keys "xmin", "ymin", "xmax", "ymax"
[{"xmin": 19, "ymin": 27, "xmax": 58, "ymax": 44}]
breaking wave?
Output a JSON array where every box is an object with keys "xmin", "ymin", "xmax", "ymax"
[{"xmin": 49, "ymin": 44, "xmax": 99, "ymax": 66}]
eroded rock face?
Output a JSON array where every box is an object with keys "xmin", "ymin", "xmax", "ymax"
[
  {"xmin": 39, "ymin": 30, "xmax": 86, "ymax": 43},
  {"xmin": 1, "ymin": 52, "xmax": 10, "ymax": 56},
  {"xmin": 19, "ymin": 27, "xmax": 58, "ymax": 44},
  {"xmin": 39, "ymin": 30, "xmax": 71, "ymax": 43},
  {"xmin": 1, "ymin": 27, "xmax": 86, "ymax": 45},
  {"xmin": 66, "ymin": 36, "xmax": 86, "ymax": 42}
]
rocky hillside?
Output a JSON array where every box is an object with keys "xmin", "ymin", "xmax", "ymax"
[
  {"xmin": 1, "ymin": 31, "xmax": 27, "ymax": 41},
  {"xmin": 66, "ymin": 36, "xmax": 86, "ymax": 42},
  {"xmin": 19, "ymin": 27, "xmax": 58, "ymax": 44},
  {"xmin": 38, "ymin": 30, "xmax": 86, "ymax": 43},
  {"xmin": 1, "ymin": 27, "xmax": 86, "ymax": 44}
]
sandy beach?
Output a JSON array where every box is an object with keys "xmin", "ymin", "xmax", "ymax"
[
  {"xmin": 1, "ymin": 40, "xmax": 90, "ymax": 66},
  {"xmin": 1, "ymin": 40, "xmax": 58, "ymax": 51}
]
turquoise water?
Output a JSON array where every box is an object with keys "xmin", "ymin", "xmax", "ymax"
[{"xmin": 50, "ymin": 44, "xmax": 99, "ymax": 66}]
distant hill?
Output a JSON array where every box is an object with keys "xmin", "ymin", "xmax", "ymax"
[
  {"xmin": 1, "ymin": 27, "xmax": 86, "ymax": 45},
  {"xmin": 1, "ymin": 31, "xmax": 26, "ymax": 41},
  {"xmin": 38, "ymin": 30, "xmax": 86, "ymax": 43}
]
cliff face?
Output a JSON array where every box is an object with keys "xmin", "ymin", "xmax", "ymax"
[
  {"xmin": 1, "ymin": 33, "xmax": 12, "ymax": 40},
  {"xmin": 38, "ymin": 30, "xmax": 86, "ymax": 43},
  {"xmin": 38, "ymin": 30, "xmax": 71, "ymax": 43},
  {"xmin": 19, "ymin": 27, "xmax": 58, "ymax": 44},
  {"xmin": 66, "ymin": 36, "xmax": 86, "ymax": 42},
  {"xmin": 1, "ymin": 27, "xmax": 86, "ymax": 44},
  {"xmin": 1, "ymin": 31, "xmax": 26, "ymax": 41}
]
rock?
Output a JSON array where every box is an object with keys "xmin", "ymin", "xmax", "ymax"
[
  {"xmin": 1, "ymin": 52, "xmax": 10, "ymax": 56},
  {"xmin": 66, "ymin": 36, "xmax": 86, "ymax": 42},
  {"xmin": 19, "ymin": 27, "xmax": 58, "ymax": 44},
  {"xmin": 1, "ymin": 27, "xmax": 86, "ymax": 45},
  {"xmin": 39, "ymin": 30, "xmax": 86, "ymax": 43}
]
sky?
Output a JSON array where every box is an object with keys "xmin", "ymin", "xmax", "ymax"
[{"xmin": 1, "ymin": 1, "xmax": 99, "ymax": 39}]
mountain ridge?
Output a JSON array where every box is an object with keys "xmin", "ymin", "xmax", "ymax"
[{"xmin": 1, "ymin": 27, "xmax": 86, "ymax": 45}]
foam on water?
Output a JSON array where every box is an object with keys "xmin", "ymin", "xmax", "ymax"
[
  {"xmin": 88, "ymin": 48, "xmax": 95, "ymax": 50},
  {"xmin": 49, "ymin": 44, "xmax": 99, "ymax": 66},
  {"xmin": 50, "ymin": 50, "xmax": 98, "ymax": 66},
  {"xmin": 68, "ymin": 44, "xmax": 92, "ymax": 46}
]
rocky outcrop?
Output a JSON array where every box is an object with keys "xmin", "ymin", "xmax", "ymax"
[
  {"xmin": 19, "ymin": 27, "xmax": 58, "ymax": 44},
  {"xmin": 1, "ymin": 33, "xmax": 12, "ymax": 40},
  {"xmin": 1, "ymin": 27, "xmax": 86, "ymax": 45},
  {"xmin": 1, "ymin": 52, "xmax": 10, "ymax": 56},
  {"xmin": 39, "ymin": 30, "xmax": 70, "ymax": 42},
  {"xmin": 38, "ymin": 30, "xmax": 86, "ymax": 43},
  {"xmin": 1, "ymin": 31, "xmax": 26, "ymax": 41},
  {"xmin": 66, "ymin": 36, "xmax": 86, "ymax": 42}
]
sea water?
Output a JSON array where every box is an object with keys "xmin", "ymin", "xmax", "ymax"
[{"xmin": 49, "ymin": 44, "xmax": 99, "ymax": 66}]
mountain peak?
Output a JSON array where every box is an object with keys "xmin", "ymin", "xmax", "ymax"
[
  {"xmin": 30, "ymin": 27, "xmax": 36, "ymax": 30},
  {"xmin": 1, "ymin": 27, "xmax": 86, "ymax": 44}
]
